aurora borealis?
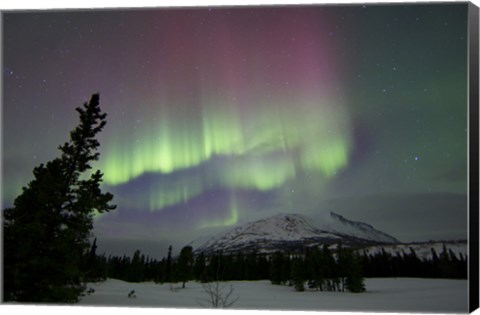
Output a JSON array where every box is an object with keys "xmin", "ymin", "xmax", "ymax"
[{"xmin": 2, "ymin": 3, "xmax": 470, "ymax": 257}]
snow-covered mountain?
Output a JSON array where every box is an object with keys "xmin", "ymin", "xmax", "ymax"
[
  {"xmin": 193, "ymin": 212, "xmax": 399, "ymax": 255},
  {"xmin": 317, "ymin": 212, "xmax": 400, "ymax": 244}
]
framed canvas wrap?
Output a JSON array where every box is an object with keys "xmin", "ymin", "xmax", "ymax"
[{"xmin": 1, "ymin": 1, "xmax": 479, "ymax": 314}]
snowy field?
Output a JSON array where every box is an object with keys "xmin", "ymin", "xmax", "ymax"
[{"xmin": 78, "ymin": 278, "xmax": 468, "ymax": 313}]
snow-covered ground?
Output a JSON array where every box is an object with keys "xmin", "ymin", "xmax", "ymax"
[{"xmin": 79, "ymin": 278, "xmax": 468, "ymax": 313}]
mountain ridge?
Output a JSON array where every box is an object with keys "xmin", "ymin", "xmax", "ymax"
[{"xmin": 193, "ymin": 212, "xmax": 400, "ymax": 255}]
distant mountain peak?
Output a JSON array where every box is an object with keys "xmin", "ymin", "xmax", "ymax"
[
  {"xmin": 320, "ymin": 211, "xmax": 400, "ymax": 244},
  {"xmin": 193, "ymin": 212, "xmax": 399, "ymax": 255},
  {"xmin": 330, "ymin": 211, "xmax": 344, "ymax": 219}
]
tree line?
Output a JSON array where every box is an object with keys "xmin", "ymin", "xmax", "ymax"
[
  {"xmin": 84, "ymin": 241, "xmax": 467, "ymax": 295},
  {"xmin": 85, "ymin": 243, "xmax": 366, "ymax": 293},
  {"xmin": 360, "ymin": 244, "xmax": 467, "ymax": 279}
]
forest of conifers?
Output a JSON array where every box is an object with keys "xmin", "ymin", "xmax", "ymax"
[{"xmin": 84, "ymin": 242, "xmax": 467, "ymax": 294}]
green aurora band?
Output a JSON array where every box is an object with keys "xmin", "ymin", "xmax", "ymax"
[{"xmin": 98, "ymin": 92, "xmax": 353, "ymax": 226}]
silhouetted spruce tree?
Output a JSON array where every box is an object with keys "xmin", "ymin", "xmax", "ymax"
[
  {"xmin": 83, "ymin": 237, "xmax": 98, "ymax": 281},
  {"xmin": 290, "ymin": 256, "xmax": 305, "ymax": 292},
  {"xmin": 304, "ymin": 248, "xmax": 314, "ymax": 284},
  {"xmin": 127, "ymin": 250, "xmax": 146, "ymax": 282},
  {"xmin": 309, "ymin": 246, "xmax": 325, "ymax": 291},
  {"xmin": 144, "ymin": 256, "xmax": 154, "ymax": 281},
  {"xmin": 233, "ymin": 252, "xmax": 245, "ymax": 280},
  {"xmin": 392, "ymin": 251, "xmax": 404, "ymax": 277},
  {"xmin": 333, "ymin": 245, "xmax": 365, "ymax": 293},
  {"xmin": 243, "ymin": 252, "xmax": 256, "ymax": 280},
  {"xmin": 360, "ymin": 250, "xmax": 372, "ymax": 278},
  {"xmin": 3, "ymin": 94, "xmax": 115, "ymax": 303},
  {"xmin": 257, "ymin": 255, "xmax": 270, "ymax": 280},
  {"xmin": 345, "ymin": 252, "xmax": 365, "ymax": 293},
  {"xmin": 429, "ymin": 248, "xmax": 441, "ymax": 277},
  {"xmin": 83, "ymin": 237, "xmax": 107, "ymax": 282},
  {"xmin": 270, "ymin": 251, "xmax": 285, "ymax": 285},
  {"xmin": 448, "ymin": 249, "xmax": 462, "ymax": 279},
  {"xmin": 281, "ymin": 254, "xmax": 291, "ymax": 285},
  {"xmin": 457, "ymin": 252, "xmax": 468, "ymax": 279},
  {"xmin": 439, "ymin": 243, "xmax": 457, "ymax": 278},
  {"xmin": 411, "ymin": 247, "xmax": 424, "ymax": 277},
  {"xmin": 378, "ymin": 248, "xmax": 392, "ymax": 277},
  {"xmin": 336, "ymin": 244, "xmax": 348, "ymax": 292},
  {"xmin": 321, "ymin": 245, "xmax": 337, "ymax": 291},
  {"xmin": 221, "ymin": 254, "xmax": 236, "ymax": 281},
  {"xmin": 163, "ymin": 246, "xmax": 173, "ymax": 282},
  {"xmin": 194, "ymin": 252, "xmax": 207, "ymax": 281},
  {"xmin": 203, "ymin": 252, "xmax": 225, "ymax": 282},
  {"xmin": 176, "ymin": 246, "xmax": 194, "ymax": 288},
  {"xmin": 204, "ymin": 254, "xmax": 217, "ymax": 282},
  {"xmin": 154, "ymin": 257, "xmax": 166, "ymax": 283}
]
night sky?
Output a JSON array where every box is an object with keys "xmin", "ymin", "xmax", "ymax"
[{"xmin": 2, "ymin": 4, "xmax": 469, "ymax": 258}]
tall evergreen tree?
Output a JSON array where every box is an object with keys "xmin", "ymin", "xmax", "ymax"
[
  {"xmin": 3, "ymin": 94, "xmax": 115, "ymax": 302},
  {"xmin": 439, "ymin": 243, "xmax": 456, "ymax": 278},
  {"xmin": 322, "ymin": 245, "xmax": 339, "ymax": 291},
  {"xmin": 83, "ymin": 237, "xmax": 98, "ymax": 281},
  {"xmin": 164, "ymin": 246, "xmax": 173, "ymax": 283},
  {"xmin": 429, "ymin": 247, "xmax": 441, "ymax": 277},
  {"xmin": 154, "ymin": 258, "xmax": 166, "ymax": 283},
  {"xmin": 244, "ymin": 252, "xmax": 258, "ymax": 280},
  {"xmin": 335, "ymin": 245, "xmax": 365, "ymax": 293},
  {"xmin": 336, "ymin": 244, "xmax": 348, "ymax": 292},
  {"xmin": 406, "ymin": 247, "xmax": 422, "ymax": 277},
  {"xmin": 290, "ymin": 256, "xmax": 305, "ymax": 292},
  {"xmin": 194, "ymin": 252, "xmax": 207, "ymax": 281},
  {"xmin": 233, "ymin": 252, "xmax": 245, "ymax": 280},
  {"xmin": 128, "ymin": 250, "xmax": 146, "ymax": 282},
  {"xmin": 309, "ymin": 246, "xmax": 325, "ymax": 291},
  {"xmin": 257, "ymin": 255, "xmax": 270, "ymax": 280},
  {"xmin": 345, "ymin": 252, "xmax": 366, "ymax": 293},
  {"xmin": 176, "ymin": 246, "xmax": 194, "ymax": 288},
  {"xmin": 83, "ymin": 237, "xmax": 107, "ymax": 282},
  {"xmin": 221, "ymin": 254, "xmax": 236, "ymax": 281},
  {"xmin": 270, "ymin": 251, "xmax": 285, "ymax": 285}
]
